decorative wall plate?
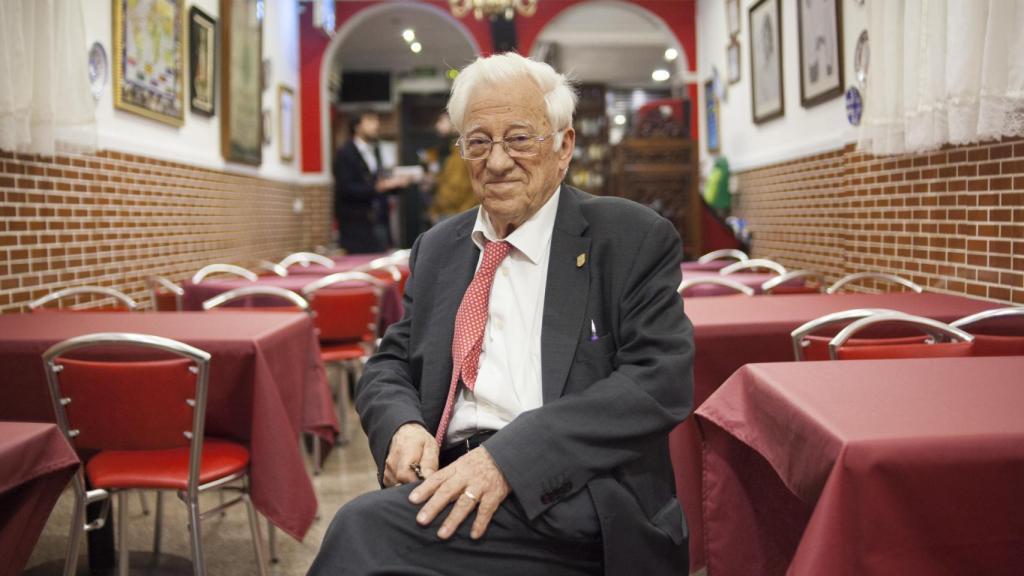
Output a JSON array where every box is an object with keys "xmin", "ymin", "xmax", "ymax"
[
  {"xmin": 846, "ymin": 86, "xmax": 863, "ymax": 126},
  {"xmin": 854, "ymin": 31, "xmax": 869, "ymax": 90},
  {"xmin": 88, "ymin": 42, "xmax": 108, "ymax": 101}
]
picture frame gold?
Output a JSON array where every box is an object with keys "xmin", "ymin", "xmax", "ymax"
[
  {"xmin": 278, "ymin": 85, "xmax": 296, "ymax": 163},
  {"xmin": 189, "ymin": 6, "xmax": 217, "ymax": 117},
  {"xmin": 112, "ymin": 0, "xmax": 186, "ymax": 126},
  {"xmin": 221, "ymin": 0, "xmax": 263, "ymax": 165}
]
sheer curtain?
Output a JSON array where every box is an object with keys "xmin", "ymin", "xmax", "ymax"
[
  {"xmin": 859, "ymin": 0, "xmax": 1024, "ymax": 155},
  {"xmin": 0, "ymin": 0, "xmax": 96, "ymax": 155}
]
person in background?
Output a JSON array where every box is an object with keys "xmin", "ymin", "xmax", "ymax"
[
  {"xmin": 310, "ymin": 52, "xmax": 693, "ymax": 576},
  {"xmin": 333, "ymin": 111, "xmax": 409, "ymax": 253},
  {"xmin": 429, "ymin": 112, "xmax": 477, "ymax": 223}
]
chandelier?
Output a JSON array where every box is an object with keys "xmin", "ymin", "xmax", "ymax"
[{"xmin": 449, "ymin": 0, "xmax": 538, "ymax": 20}]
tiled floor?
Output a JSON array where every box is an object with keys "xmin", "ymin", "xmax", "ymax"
[{"xmin": 24, "ymin": 411, "xmax": 379, "ymax": 575}]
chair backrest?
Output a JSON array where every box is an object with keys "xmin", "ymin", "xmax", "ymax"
[
  {"xmin": 719, "ymin": 258, "xmax": 787, "ymax": 276},
  {"xmin": 202, "ymin": 286, "xmax": 310, "ymax": 312},
  {"xmin": 191, "ymin": 264, "xmax": 258, "ymax": 284},
  {"xmin": 950, "ymin": 307, "xmax": 1024, "ymax": 357},
  {"xmin": 677, "ymin": 277, "xmax": 755, "ymax": 296},
  {"xmin": 258, "ymin": 260, "xmax": 289, "ymax": 277},
  {"xmin": 828, "ymin": 312, "xmax": 974, "ymax": 360},
  {"xmin": 28, "ymin": 286, "xmax": 139, "ymax": 312},
  {"xmin": 950, "ymin": 307, "xmax": 1024, "ymax": 332},
  {"xmin": 791, "ymin": 308, "xmax": 902, "ymax": 360},
  {"xmin": 697, "ymin": 249, "xmax": 748, "ymax": 264},
  {"xmin": 762, "ymin": 270, "xmax": 825, "ymax": 295},
  {"xmin": 968, "ymin": 334, "xmax": 1024, "ymax": 357},
  {"xmin": 278, "ymin": 252, "xmax": 335, "ymax": 270},
  {"xmin": 826, "ymin": 272, "xmax": 923, "ymax": 294},
  {"xmin": 147, "ymin": 276, "xmax": 184, "ymax": 312},
  {"xmin": 42, "ymin": 333, "xmax": 211, "ymax": 490},
  {"xmin": 302, "ymin": 272, "xmax": 385, "ymax": 343}
]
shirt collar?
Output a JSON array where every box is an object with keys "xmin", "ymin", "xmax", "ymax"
[{"xmin": 471, "ymin": 186, "xmax": 560, "ymax": 265}]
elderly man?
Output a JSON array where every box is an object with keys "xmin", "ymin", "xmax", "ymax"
[{"xmin": 309, "ymin": 53, "xmax": 694, "ymax": 576}]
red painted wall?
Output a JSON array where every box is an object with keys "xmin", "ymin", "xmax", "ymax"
[{"xmin": 300, "ymin": 0, "xmax": 697, "ymax": 173}]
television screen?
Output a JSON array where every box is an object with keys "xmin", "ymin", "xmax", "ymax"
[{"xmin": 339, "ymin": 71, "xmax": 391, "ymax": 103}]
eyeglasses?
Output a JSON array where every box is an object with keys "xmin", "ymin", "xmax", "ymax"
[{"xmin": 456, "ymin": 132, "xmax": 560, "ymax": 161}]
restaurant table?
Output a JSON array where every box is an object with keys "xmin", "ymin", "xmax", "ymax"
[
  {"xmin": 671, "ymin": 291, "xmax": 1001, "ymax": 572},
  {"xmin": 0, "ymin": 311, "xmax": 336, "ymax": 540},
  {"xmin": 0, "ymin": 422, "xmax": 79, "ymax": 576},
  {"xmin": 696, "ymin": 357, "xmax": 1024, "ymax": 575},
  {"xmin": 181, "ymin": 274, "xmax": 404, "ymax": 329}
]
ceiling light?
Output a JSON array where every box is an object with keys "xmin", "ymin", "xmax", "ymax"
[
  {"xmin": 664, "ymin": 48, "xmax": 678, "ymax": 62},
  {"xmin": 614, "ymin": 114, "xmax": 627, "ymax": 126},
  {"xmin": 450, "ymin": 0, "xmax": 537, "ymax": 21},
  {"xmin": 652, "ymin": 69, "xmax": 670, "ymax": 82},
  {"xmin": 402, "ymin": 29, "xmax": 416, "ymax": 43},
  {"xmin": 410, "ymin": 41, "xmax": 422, "ymax": 54}
]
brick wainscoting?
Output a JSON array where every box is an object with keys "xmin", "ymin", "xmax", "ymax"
[
  {"xmin": 0, "ymin": 150, "xmax": 332, "ymax": 313},
  {"xmin": 735, "ymin": 139, "xmax": 1024, "ymax": 304}
]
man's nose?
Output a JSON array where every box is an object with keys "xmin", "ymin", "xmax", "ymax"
[{"xmin": 485, "ymin": 142, "xmax": 514, "ymax": 173}]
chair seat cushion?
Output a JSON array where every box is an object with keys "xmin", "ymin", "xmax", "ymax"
[
  {"xmin": 320, "ymin": 342, "xmax": 367, "ymax": 362},
  {"xmin": 86, "ymin": 438, "xmax": 250, "ymax": 490}
]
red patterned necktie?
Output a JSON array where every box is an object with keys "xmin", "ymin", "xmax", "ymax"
[{"xmin": 434, "ymin": 240, "xmax": 513, "ymax": 445}]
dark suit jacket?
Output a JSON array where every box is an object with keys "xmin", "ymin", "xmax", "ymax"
[
  {"xmin": 333, "ymin": 140, "xmax": 382, "ymax": 253},
  {"xmin": 355, "ymin": 185, "xmax": 695, "ymax": 575}
]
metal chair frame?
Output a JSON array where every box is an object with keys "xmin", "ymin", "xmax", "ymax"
[
  {"xmin": 762, "ymin": 270, "xmax": 825, "ymax": 294},
  {"xmin": 719, "ymin": 258, "xmax": 788, "ymax": 276},
  {"xmin": 28, "ymin": 286, "xmax": 139, "ymax": 312},
  {"xmin": 258, "ymin": 260, "xmax": 289, "ymax": 277},
  {"xmin": 697, "ymin": 249, "xmax": 749, "ymax": 264},
  {"xmin": 678, "ymin": 277, "xmax": 755, "ymax": 296},
  {"xmin": 791, "ymin": 308, "xmax": 902, "ymax": 361},
  {"xmin": 826, "ymin": 272, "xmax": 923, "ymax": 294},
  {"xmin": 191, "ymin": 264, "xmax": 258, "ymax": 285},
  {"xmin": 827, "ymin": 312, "xmax": 974, "ymax": 360},
  {"xmin": 950, "ymin": 306, "xmax": 1024, "ymax": 330},
  {"xmin": 202, "ymin": 286, "xmax": 310, "ymax": 311},
  {"xmin": 42, "ymin": 333, "xmax": 268, "ymax": 576},
  {"xmin": 147, "ymin": 276, "xmax": 185, "ymax": 311},
  {"xmin": 278, "ymin": 252, "xmax": 335, "ymax": 270}
]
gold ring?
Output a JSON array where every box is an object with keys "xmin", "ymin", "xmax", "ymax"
[{"xmin": 463, "ymin": 490, "xmax": 478, "ymax": 502}]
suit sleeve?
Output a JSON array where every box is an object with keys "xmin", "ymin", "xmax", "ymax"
[
  {"xmin": 483, "ymin": 217, "xmax": 694, "ymax": 520},
  {"xmin": 336, "ymin": 146, "xmax": 378, "ymax": 202}
]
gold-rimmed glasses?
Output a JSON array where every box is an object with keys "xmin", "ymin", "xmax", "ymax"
[{"xmin": 456, "ymin": 131, "xmax": 561, "ymax": 160}]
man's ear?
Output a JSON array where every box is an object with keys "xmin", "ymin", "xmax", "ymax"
[{"xmin": 558, "ymin": 127, "xmax": 576, "ymax": 169}]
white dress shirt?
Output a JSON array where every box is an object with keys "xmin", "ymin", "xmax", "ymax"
[
  {"xmin": 445, "ymin": 187, "xmax": 561, "ymax": 446},
  {"xmin": 353, "ymin": 136, "xmax": 378, "ymax": 174}
]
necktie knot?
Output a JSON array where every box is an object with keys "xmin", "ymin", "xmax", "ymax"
[{"xmin": 480, "ymin": 240, "xmax": 512, "ymax": 271}]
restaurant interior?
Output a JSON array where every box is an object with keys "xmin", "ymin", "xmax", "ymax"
[{"xmin": 2, "ymin": 0, "xmax": 1022, "ymax": 575}]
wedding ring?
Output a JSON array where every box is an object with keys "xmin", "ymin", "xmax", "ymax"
[{"xmin": 463, "ymin": 490, "xmax": 478, "ymax": 502}]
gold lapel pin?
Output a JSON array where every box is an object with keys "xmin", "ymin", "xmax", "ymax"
[{"xmin": 576, "ymin": 253, "xmax": 587, "ymax": 268}]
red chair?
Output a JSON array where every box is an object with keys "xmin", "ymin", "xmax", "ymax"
[
  {"xmin": 278, "ymin": 251, "xmax": 336, "ymax": 272},
  {"xmin": 677, "ymin": 277, "xmax": 755, "ymax": 297},
  {"xmin": 827, "ymin": 313, "xmax": 975, "ymax": 360},
  {"xmin": 698, "ymin": 248, "xmax": 748, "ymax": 264},
  {"xmin": 719, "ymin": 258, "xmax": 788, "ymax": 276},
  {"xmin": 791, "ymin": 308, "xmax": 909, "ymax": 360},
  {"xmin": 29, "ymin": 286, "xmax": 139, "ymax": 312},
  {"xmin": 761, "ymin": 270, "xmax": 825, "ymax": 295},
  {"xmin": 191, "ymin": 263, "xmax": 257, "ymax": 284},
  {"xmin": 147, "ymin": 276, "xmax": 184, "ymax": 311},
  {"xmin": 826, "ymin": 272, "xmax": 923, "ymax": 294},
  {"xmin": 951, "ymin": 307, "xmax": 1024, "ymax": 357},
  {"xmin": 42, "ymin": 333, "xmax": 268, "ymax": 576},
  {"xmin": 201, "ymin": 286, "xmax": 309, "ymax": 313}
]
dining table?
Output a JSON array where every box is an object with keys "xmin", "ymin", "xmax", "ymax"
[
  {"xmin": 0, "ymin": 311, "xmax": 336, "ymax": 541},
  {"xmin": 671, "ymin": 291, "xmax": 1003, "ymax": 572},
  {"xmin": 696, "ymin": 356, "xmax": 1024, "ymax": 575},
  {"xmin": 0, "ymin": 422, "xmax": 80, "ymax": 576}
]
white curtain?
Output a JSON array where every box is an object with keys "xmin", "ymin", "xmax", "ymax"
[
  {"xmin": 0, "ymin": 0, "xmax": 96, "ymax": 155},
  {"xmin": 859, "ymin": 0, "xmax": 1024, "ymax": 155}
]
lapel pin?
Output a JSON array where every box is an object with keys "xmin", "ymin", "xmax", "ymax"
[{"xmin": 576, "ymin": 253, "xmax": 586, "ymax": 268}]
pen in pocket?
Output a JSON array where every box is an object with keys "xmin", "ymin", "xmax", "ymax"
[{"xmin": 590, "ymin": 319, "xmax": 598, "ymax": 341}]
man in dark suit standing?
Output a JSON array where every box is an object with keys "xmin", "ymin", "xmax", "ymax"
[
  {"xmin": 333, "ymin": 111, "xmax": 409, "ymax": 253},
  {"xmin": 310, "ymin": 53, "xmax": 694, "ymax": 576}
]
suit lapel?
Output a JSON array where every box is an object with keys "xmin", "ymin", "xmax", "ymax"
[
  {"xmin": 541, "ymin": 188, "xmax": 591, "ymax": 404},
  {"xmin": 427, "ymin": 214, "xmax": 478, "ymax": 402}
]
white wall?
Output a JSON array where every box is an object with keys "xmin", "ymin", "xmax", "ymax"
[
  {"xmin": 696, "ymin": 0, "xmax": 867, "ymax": 171},
  {"xmin": 82, "ymin": 0, "xmax": 301, "ymax": 181}
]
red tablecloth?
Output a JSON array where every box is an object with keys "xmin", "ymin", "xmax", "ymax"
[
  {"xmin": 672, "ymin": 291, "xmax": 1001, "ymax": 572},
  {"xmin": 679, "ymin": 270, "xmax": 793, "ymax": 296},
  {"xmin": 0, "ymin": 422, "xmax": 79, "ymax": 576},
  {"xmin": 681, "ymin": 260, "xmax": 731, "ymax": 272},
  {"xmin": 0, "ymin": 312, "xmax": 336, "ymax": 540},
  {"xmin": 696, "ymin": 357, "xmax": 1024, "ymax": 575}
]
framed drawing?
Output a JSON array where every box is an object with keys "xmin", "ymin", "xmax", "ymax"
[
  {"xmin": 727, "ymin": 0, "xmax": 741, "ymax": 37},
  {"xmin": 113, "ymin": 0, "xmax": 185, "ymax": 126},
  {"xmin": 749, "ymin": 0, "xmax": 784, "ymax": 124},
  {"xmin": 727, "ymin": 39, "xmax": 741, "ymax": 85},
  {"xmin": 278, "ymin": 85, "xmax": 296, "ymax": 163},
  {"xmin": 797, "ymin": 0, "xmax": 844, "ymax": 107},
  {"xmin": 221, "ymin": 0, "xmax": 263, "ymax": 165},
  {"xmin": 189, "ymin": 7, "xmax": 216, "ymax": 117},
  {"xmin": 705, "ymin": 80, "xmax": 721, "ymax": 153}
]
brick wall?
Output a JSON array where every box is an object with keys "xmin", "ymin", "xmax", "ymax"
[
  {"xmin": 0, "ymin": 150, "xmax": 332, "ymax": 313},
  {"xmin": 735, "ymin": 138, "xmax": 1024, "ymax": 304}
]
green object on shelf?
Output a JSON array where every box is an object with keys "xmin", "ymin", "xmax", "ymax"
[{"xmin": 704, "ymin": 157, "xmax": 731, "ymax": 211}]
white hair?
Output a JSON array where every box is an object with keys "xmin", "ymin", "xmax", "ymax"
[{"xmin": 447, "ymin": 52, "xmax": 577, "ymax": 148}]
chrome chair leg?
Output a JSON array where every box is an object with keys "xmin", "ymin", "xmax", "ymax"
[
  {"xmin": 186, "ymin": 494, "xmax": 206, "ymax": 576},
  {"xmin": 137, "ymin": 490, "xmax": 150, "ymax": 516},
  {"xmin": 267, "ymin": 517, "xmax": 279, "ymax": 563},
  {"xmin": 117, "ymin": 492, "xmax": 130, "ymax": 576},
  {"xmin": 336, "ymin": 364, "xmax": 352, "ymax": 444},
  {"xmin": 243, "ymin": 490, "xmax": 270, "ymax": 576},
  {"xmin": 312, "ymin": 431, "xmax": 322, "ymax": 475},
  {"xmin": 153, "ymin": 491, "xmax": 164, "ymax": 554},
  {"xmin": 63, "ymin": 478, "xmax": 87, "ymax": 576}
]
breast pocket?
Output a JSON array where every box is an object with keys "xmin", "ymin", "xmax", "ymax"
[{"xmin": 566, "ymin": 333, "xmax": 617, "ymax": 393}]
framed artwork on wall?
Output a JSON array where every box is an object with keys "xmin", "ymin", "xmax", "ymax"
[
  {"xmin": 727, "ymin": 39, "xmax": 741, "ymax": 84},
  {"xmin": 727, "ymin": 0, "xmax": 741, "ymax": 37},
  {"xmin": 705, "ymin": 80, "xmax": 721, "ymax": 153},
  {"xmin": 278, "ymin": 85, "xmax": 296, "ymax": 163},
  {"xmin": 189, "ymin": 7, "xmax": 216, "ymax": 117},
  {"xmin": 221, "ymin": 0, "xmax": 263, "ymax": 165},
  {"xmin": 749, "ymin": 0, "xmax": 784, "ymax": 124},
  {"xmin": 113, "ymin": 0, "xmax": 185, "ymax": 126},
  {"xmin": 797, "ymin": 0, "xmax": 844, "ymax": 107}
]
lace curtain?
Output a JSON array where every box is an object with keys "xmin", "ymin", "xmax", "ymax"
[
  {"xmin": 859, "ymin": 0, "xmax": 1024, "ymax": 155},
  {"xmin": 0, "ymin": 0, "xmax": 96, "ymax": 155}
]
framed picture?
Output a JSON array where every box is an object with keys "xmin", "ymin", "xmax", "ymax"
[
  {"xmin": 749, "ymin": 0, "xmax": 784, "ymax": 124},
  {"xmin": 278, "ymin": 85, "xmax": 296, "ymax": 163},
  {"xmin": 221, "ymin": 0, "xmax": 263, "ymax": 165},
  {"xmin": 189, "ymin": 7, "xmax": 216, "ymax": 117},
  {"xmin": 727, "ymin": 40, "xmax": 741, "ymax": 85},
  {"xmin": 727, "ymin": 0, "xmax": 741, "ymax": 37},
  {"xmin": 705, "ymin": 80, "xmax": 721, "ymax": 153},
  {"xmin": 797, "ymin": 0, "xmax": 844, "ymax": 107},
  {"xmin": 113, "ymin": 0, "xmax": 185, "ymax": 126}
]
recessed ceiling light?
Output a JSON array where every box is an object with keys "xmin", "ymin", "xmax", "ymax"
[
  {"xmin": 410, "ymin": 41, "xmax": 422, "ymax": 54},
  {"xmin": 652, "ymin": 69, "xmax": 670, "ymax": 82},
  {"xmin": 402, "ymin": 29, "xmax": 415, "ymax": 43},
  {"xmin": 614, "ymin": 114, "xmax": 627, "ymax": 125},
  {"xmin": 664, "ymin": 48, "xmax": 678, "ymax": 62}
]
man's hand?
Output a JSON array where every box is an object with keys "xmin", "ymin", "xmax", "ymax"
[
  {"xmin": 383, "ymin": 423, "xmax": 439, "ymax": 487},
  {"xmin": 408, "ymin": 446, "xmax": 510, "ymax": 540},
  {"xmin": 375, "ymin": 175, "xmax": 411, "ymax": 192}
]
